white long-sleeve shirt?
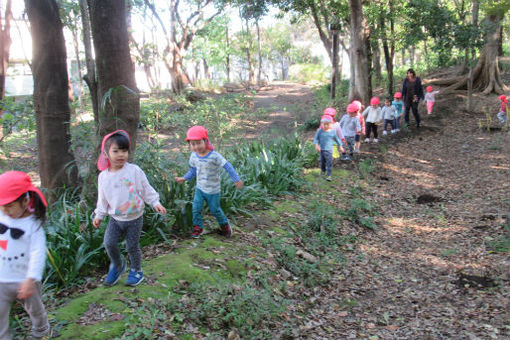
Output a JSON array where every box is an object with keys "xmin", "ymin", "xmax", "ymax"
[
  {"xmin": 362, "ymin": 106, "xmax": 382, "ymax": 123},
  {"xmin": 94, "ymin": 163, "xmax": 161, "ymax": 221},
  {"xmin": 0, "ymin": 211, "xmax": 46, "ymax": 283},
  {"xmin": 424, "ymin": 90, "xmax": 440, "ymax": 103}
]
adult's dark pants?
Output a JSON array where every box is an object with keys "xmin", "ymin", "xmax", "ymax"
[{"xmin": 404, "ymin": 101, "xmax": 420, "ymax": 127}]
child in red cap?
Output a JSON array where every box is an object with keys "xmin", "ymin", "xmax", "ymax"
[
  {"xmin": 93, "ymin": 130, "xmax": 167, "ymax": 287},
  {"xmin": 392, "ymin": 92, "xmax": 403, "ymax": 132},
  {"xmin": 339, "ymin": 103, "xmax": 362, "ymax": 160},
  {"xmin": 314, "ymin": 116, "xmax": 344, "ymax": 180},
  {"xmin": 175, "ymin": 126, "xmax": 243, "ymax": 238},
  {"xmin": 351, "ymin": 100, "xmax": 365, "ymax": 152},
  {"xmin": 424, "ymin": 86, "xmax": 440, "ymax": 115},
  {"xmin": 362, "ymin": 97, "xmax": 382, "ymax": 143},
  {"xmin": 0, "ymin": 171, "xmax": 50, "ymax": 340},
  {"xmin": 497, "ymin": 95, "xmax": 508, "ymax": 125}
]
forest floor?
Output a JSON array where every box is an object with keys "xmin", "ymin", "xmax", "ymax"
[{"xmin": 8, "ymin": 77, "xmax": 510, "ymax": 339}]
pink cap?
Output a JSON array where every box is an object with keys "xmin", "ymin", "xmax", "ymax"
[
  {"xmin": 370, "ymin": 97, "xmax": 380, "ymax": 106},
  {"xmin": 186, "ymin": 125, "xmax": 213, "ymax": 150},
  {"xmin": 346, "ymin": 103, "xmax": 358, "ymax": 113},
  {"xmin": 97, "ymin": 130, "xmax": 131, "ymax": 171},
  {"xmin": 323, "ymin": 107, "xmax": 337, "ymax": 117},
  {"xmin": 498, "ymin": 95, "xmax": 507, "ymax": 102},
  {"xmin": 393, "ymin": 92, "xmax": 402, "ymax": 99},
  {"xmin": 352, "ymin": 100, "xmax": 363, "ymax": 110},
  {"xmin": 0, "ymin": 171, "xmax": 47, "ymax": 207},
  {"xmin": 426, "ymin": 86, "xmax": 433, "ymax": 92}
]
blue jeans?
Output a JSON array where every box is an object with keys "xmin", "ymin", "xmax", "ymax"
[
  {"xmin": 384, "ymin": 119, "xmax": 395, "ymax": 132},
  {"xmin": 192, "ymin": 188, "xmax": 228, "ymax": 228},
  {"xmin": 320, "ymin": 150, "xmax": 333, "ymax": 176}
]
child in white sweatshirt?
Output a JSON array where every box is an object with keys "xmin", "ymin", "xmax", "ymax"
[{"xmin": 362, "ymin": 97, "xmax": 383, "ymax": 143}]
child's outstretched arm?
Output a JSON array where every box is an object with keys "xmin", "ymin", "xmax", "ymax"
[
  {"xmin": 223, "ymin": 162, "xmax": 243, "ymax": 189},
  {"xmin": 174, "ymin": 167, "xmax": 197, "ymax": 184},
  {"xmin": 313, "ymin": 130, "xmax": 321, "ymax": 152},
  {"xmin": 93, "ymin": 177, "xmax": 108, "ymax": 227}
]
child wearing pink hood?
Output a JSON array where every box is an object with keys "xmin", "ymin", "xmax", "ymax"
[
  {"xmin": 175, "ymin": 126, "xmax": 243, "ymax": 238},
  {"xmin": 93, "ymin": 130, "xmax": 167, "ymax": 287},
  {"xmin": 497, "ymin": 95, "xmax": 508, "ymax": 125}
]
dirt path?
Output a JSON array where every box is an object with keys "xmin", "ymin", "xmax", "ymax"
[{"xmin": 315, "ymin": 95, "xmax": 510, "ymax": 339}]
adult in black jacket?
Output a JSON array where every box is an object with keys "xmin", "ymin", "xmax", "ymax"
[{"xmin": 401, "ymin": 68, "xmax": 424, "ymax": 128}]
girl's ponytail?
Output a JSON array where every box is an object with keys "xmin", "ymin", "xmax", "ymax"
[{"xmin": 28, "ymin": 192, "xmax": 47, "ymax": 223}]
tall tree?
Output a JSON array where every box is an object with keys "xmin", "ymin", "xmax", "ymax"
[
  {"xmin": 144, "ymin": 0, "xmax": 222, "ymax": 93},
  {"xmin": 79, "ymin": 0, "xmax": 98, "ymax": 123},
  {"xmin": 0, "ymin": 0, "xmax": 12, "ymax": 112},
  {"xmin": 25, "ymin": 0, "xmax": 78, "ymax": 190},
  {"xmin": 87, "ymin": 0, "xmax": 140, "ymax": 149}
]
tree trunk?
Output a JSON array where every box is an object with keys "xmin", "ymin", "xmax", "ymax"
[
  {"xmin": 380, "ymin": 3, "xmax": 395, "ymax": 95},
  {"xmin": 349, "ymin": 0, "xmax": 372, "ymax": 103},
  {"xmin": 372, "ymin": 39, "xmax": 382, "ymax": 85},
  {"xmin": 88, "ymin": 0, "xmax": 140, "ymax": 150},
  {"xmin": 0, "ymin": 0, "xmax": 12, "ymax": 113},
  {"xmin": 203, "ymin": 58, "xmax": 210, "ymax": 79},
  {"xmin": 410, "ymin": 45, "xmax": 415, "ymax": 67},
  {"xmin": 226, "ymin": 26, "xmax": 230, "ymax": 82},
  {"xmin": 437, "ymin": 13, "xmax": 507, "ymax": 95},
  {"xmin": 401, "ymin": 48, "xmax": 405, "ymax": 67},
  {"xmin": 25, "ymin": 0, "xmax": 78, "ymax": 190},
  {"xmin": 498, "ymin": 25, "xmax": 503, "ymax": 56},
  {"xmin": 256, "ymin": 21, "xmax": 262, "ymax": 84},
  {"xmin": 79, "ymin": 0, "xmax": 98, "ymax": 124},
  {"xmin": 71, "ymin": 23, "xmax": 84, "ymax": 106}
]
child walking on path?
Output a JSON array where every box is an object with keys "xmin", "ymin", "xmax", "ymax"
[
  {"xmin": 0, "ymin": 171, "xmax": 50, "ymax": 340},
  {"xmin": 175, "ymin": 126, "xmax": 243, "ymax": 238},
  {"xmin": 424, "ymin": 86, "xmax": 440, "ymax": 115},
  {"xmin": 497, "ymin": 95, "xmax": 508, "ymax": 125},
  {"xmin": 381, "ymin": 97, "xmax": 397, "ymax": 135},
  {"xmin": 323, "ymin": 107, "xmax": 346, "ymax": 155},
  {"xmin": 352, "ymin": 100, "xmax": 365, "ymax": 152},
  {"xmin": 339, "ymin": 103, "xmax": 362, "ymax": 161},
  {"xmin": 314, "ymin": 116, "xmax": 343, "ymax": 180},
  {"xmin": 93, "ymin": 130, "xmax": 167, "ymax": 287},
  {"xmin": 392, "ymin": 92, "xmax": 404, "ymax": 131},
  {"xmin": 363, "ymin": 97, "xmax": 382, "ymax": 143}
]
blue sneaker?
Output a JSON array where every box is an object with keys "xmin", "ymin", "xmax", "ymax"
[
  {"xmin": 125, "ymin": 269, "xmax": 144, "ymax": 286},
  {"xmin": 104, "ymin": 261, "xmax": 125, "ymax": 286}
]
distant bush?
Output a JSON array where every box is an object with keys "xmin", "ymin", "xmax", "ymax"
[{"xmin": 288, "ymin": 63, "xmax": 329, "ymax": 83}]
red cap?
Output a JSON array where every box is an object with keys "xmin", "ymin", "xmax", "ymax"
[
  {"xmin": 0, "ymin": 171, "xmax": 47, "ymax": 207},
  {"xmin": 352, "ymin": 100, "xmax": 363, "ymax": 110},
  {"xmin": 323, "ymin": 107, "xmax": 337, "ymax": 117},
  {"xmin": 97, "ymin": 130, "xmax": 131, "ymax": 171},
  {"xmin": 370, "ymin": 97, "xmax": 380, "ymax": 106},
  {"xmin": 426, "ymin": 86, "xmax": 433, "ymax": 92},
  {"xmin": 393, "ymin": 92, "xmax": 402, "ymax": 99},
  {"xmin": 498, "ymin": 95, "xmax": 507, "ymax": 102},
  {"xmin": 186, "ymin": 125, "xmax": 213, "ymax": 150},
  {"xmin": 346, "ymin": 103, "xmax": 358, "ymax": 113}
]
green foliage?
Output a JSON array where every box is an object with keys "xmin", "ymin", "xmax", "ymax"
[
  {"xmin": 342, "ymin": 198, "xmax": 377, "ymax": 230},
  {"xmin": 357, "ymin": 158, "xmax": 375, "ymax": 178},
  {"xmin": 288, "ymin": 63, "xmax": 329, "ymax": 83},
  {"xmin": 0, "ymin": 97, "xmax": 36, "ymax": 143}
]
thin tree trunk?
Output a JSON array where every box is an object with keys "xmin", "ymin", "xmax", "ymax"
[
  {"xmin": 79, "ymin": 0, "xmax": 98, "ymax": 123},
  {"xmin": 372, "ymin": 39, "xmax": 382, "ymax": 85},
  {"xmin": 401, "ymin": 48, "xmax": 405, "ymax": 66},
  {"xmin": 0, "ymin": 0, "xmax": 12, "ymax": 114},
  {"xmin": 226, "ymin": 26, "xmax": 230, "ymax": 82},
  {"xmin": 71, "ymin": 26, "xmax": 83, "ymax": 106},
  {"xmin": 410, "ymin": 46, "xmax": 415, "ymax": 67},
  {"xmin": 25, "ymin": 0, "xmax": 78, "ymax": 191},
  {"xmin": 256, "ymin": 21, "xmax": 262, "ymax": 84}
]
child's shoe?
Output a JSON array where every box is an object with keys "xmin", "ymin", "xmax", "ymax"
[
  {"xmin": 382, "ymin": 130, "xmax": 388, "ymax": 136},
  {"xmin": 125, "ymin": 269, "xmax": 144, "ymax": 286},
  {"xmin": 220, "ymin": 223, "xmax": 233, "ymax": 237},
  {"xmin": 340, "ymin": 154, "xmax": 349, "ymax": 160},
  {"xmin": 326, "ymin": 176, "xmax": 332, "ymax": 181},
  {"xmin": 191, "ymin": 226, "xmax": 203, "ymax": 238},
  {"xmin": 391, "ymin": 129, "xmax": 396, "ymax": 134},
  {"xmin": 353, "ymin": 147, "xmax": 360, "ymax": 154},
  {"xmin": 104, "ymin": 261, "xmax": 125, "ymax": 286},
  {"xmin": 373, "ymin": 138, "xmax": 379, "ymax": 143},
  {"xmin": 364, "ymin": 138, "xmax": 370, "ymax": 143}
]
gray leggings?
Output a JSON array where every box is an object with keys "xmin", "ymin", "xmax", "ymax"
[
  {"xmin": 104, "ymin": 216, "xmax": 143, "ymax": 271},
  {"xmin": 0, "ymin": 281, "xmax": 50, "ymax": 340}
]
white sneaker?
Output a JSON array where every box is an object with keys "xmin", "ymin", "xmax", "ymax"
[
  {"xmin": 382, "ymin": 130, "xmax": 388, "ymax": 136},
  {"xmin": 391, "ymin": 129, "xmax": 396, "ymax": 134},
  {"xmin": 373, "ymin": 138, "xmax": 379, "ymax": 143},
  {"xmin": 364, "ymin": 138, "xmax": 370, "ymax": 142}
]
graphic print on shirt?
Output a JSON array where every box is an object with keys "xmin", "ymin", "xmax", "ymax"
[
  {"xmin": 114, "ymin": 177, "xmax": 143, "ymax": 216},
  {"xmin": 0, "ymin": 222, "xmax": 27, "ymax": 272}
]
